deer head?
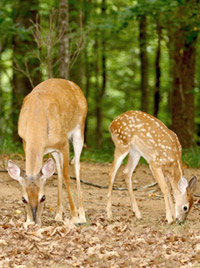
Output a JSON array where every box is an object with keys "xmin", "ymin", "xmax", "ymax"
[
  {"xmin": 175, "ymin": 175, "xmax": 197, "ymax": 223},
  {"xmin": 8, "ymin": 158, "xmax": 55, "ymax": 225}
]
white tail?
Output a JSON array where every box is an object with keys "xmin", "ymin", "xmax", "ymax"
[
  {"xmin": 8, "ymin": 78, "xmax": 87, "ymax": 225},
  {"xmin": 107, "ymin": 110, "xmax": 197, "ymax": 224}
]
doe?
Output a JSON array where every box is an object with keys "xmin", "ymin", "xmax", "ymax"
[
  {"xmin": 107, "ymin": 110, "xmax": 197, "ymax": 224},
  {"xmin": 8, "ymin": 78, "xmax": 87, "ymax": 226}
]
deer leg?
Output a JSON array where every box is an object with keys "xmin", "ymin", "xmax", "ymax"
[
  {"xmin": 52, "ymin": 151, "xmax": 63, "ymax": 221},
  {"xmin": 106, "ymin": 148, "xmax": 129, "ymax": 219},
  {"xmin": 61, "ymin": 145, "xmax": 78, "ymax": 223},
  {"xmin": 165, "ymin": 175, "xmax": 175, "ymax": 220},
  {"xmin": 23, "ymin": 142, "xmax": 32, "ymax": 223},
  {"xmin": 150, "ymin": 163, "xmax": 174, "ymax": 224},
  {"xmin": 123, "ymin": 149, "xmax": 141, "ymax": 219},
  {"xmin": 72, "ymin": 127, "xmax": 86, "ymax": 223}
]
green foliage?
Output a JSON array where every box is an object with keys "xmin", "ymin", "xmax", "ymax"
[
  {"xmin": 0, "ymin": 0, "xmax": 16, "ymax": 47},
  {"xmin": 182, "ymin": 147, "xmax": 200, "ymax": 168},
  {"xmin": 1, "ymin": 137, "xmax": 200, "ymax": 168},
  {"xmin": 81, "ymin": 146, "xmax": 114, "ymax": 163},
  {"xmin": 80, "ymin": 146, "xmax": 200, "ymax": 168},
  {"xmin": 0, "ymin": 0, "xmax": 200, "ymax": 165},
  {"xmin": 0, "ymin": 137, "xmax": 23, "ymax": 156}
]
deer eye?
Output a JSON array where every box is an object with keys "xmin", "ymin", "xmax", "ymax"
[
  {"xmin": 40, "ymin": 195, "xmax": 46, "ymax": 203},
  {"xmin": 22, "ymin": 197, "xmax": 28, "ymax": 204},
  {"xmin": 183, "ymin": 205, "xmax": 188, "ymax": 212}
]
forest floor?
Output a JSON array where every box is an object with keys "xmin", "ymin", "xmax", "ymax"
[{"xmin": 0, "ymin": 159, "xmax": 200, "ymax": 268}]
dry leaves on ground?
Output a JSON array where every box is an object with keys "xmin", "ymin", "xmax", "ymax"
[{"xmin": 0, "ymin": 213, "xmax": 200, "ymax": 268}]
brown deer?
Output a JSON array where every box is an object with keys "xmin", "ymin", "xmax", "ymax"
[
  {"xmin": 107, "ymin": 110, "xmax": 197, "ymax": 224},
  {"xmin": 8, "ymin": 78, "xmax": 87, "ymax": 226}
]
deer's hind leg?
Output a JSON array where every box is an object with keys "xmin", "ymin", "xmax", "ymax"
[
  {"xmin": 123, "ymin": 148, "xmax": 141, "ymax": 219},
  {"xmin": 72, "ymin": 126, "xmax": 86, "ymax": 223},
  {"xmin": 61, "ymin": 144, "xmax": 79, "ymax": 223}
]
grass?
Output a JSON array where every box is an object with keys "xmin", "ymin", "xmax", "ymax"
[
  {"xmin": 80, "ymin": 145, "xmax": 200, "ymax": 168},
  {"xmin": 182, "ymin": 146, "xmax": 200, "ymax": 168},
  {"xmin": 80, "ymin": 146, "xmax": 114, "ymax": 163},
  {"xmin": 0, "ymin": 138, "xmax": 200, "ymax": 168}
]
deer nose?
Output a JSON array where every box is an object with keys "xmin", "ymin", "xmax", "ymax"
[
  {"xmin": 176, "ymin": 218, "xmax": 183, "ymax": 225},
  {"xmin": 31, "ymin": 207, "xmax": 37, "ymax": 223}
]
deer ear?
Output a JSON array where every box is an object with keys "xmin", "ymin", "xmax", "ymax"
[
  {"xmin": 178, "ymin": 177, "xmax": 188, "ymax": 194},
  {"xmin": 188, "ymin": 176, "xmax": 197, "ymax": 192},
  {"xmin": 41, "ymin": 158, "xmax": 55, "ymax": 179},
  {"xmin": 8, "ymin": 160, "xmax": 21, "ymax": 181}
]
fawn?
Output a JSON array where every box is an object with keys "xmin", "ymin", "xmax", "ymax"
[{"xmin": 107, "ymin": 110, "xmax": 197, "ymax": 224}]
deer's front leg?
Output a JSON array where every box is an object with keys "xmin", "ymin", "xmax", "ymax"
[
  {"xmin": 150, "ymin": 164, "xmax": 174, "ymax": 224},
  {"xmin": 52, "ymin": 152, "xmax": 63, "ymax": 221},
  {"xmin": 107, "ymin": 150, "xmax": 128, "ymax": 219}
]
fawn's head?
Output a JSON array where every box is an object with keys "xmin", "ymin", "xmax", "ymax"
[
  {"xmin": 8, "ymin": 158, "xmax": 55, "ymax": 226},
  {"xmin": 175, "ymin": 176, "xmax": 197, "ymax": 224}
]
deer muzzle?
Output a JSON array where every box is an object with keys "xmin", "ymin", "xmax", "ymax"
[{"xmin": 31, "ymin": 207, "xmax": 37, "ymax": 223}]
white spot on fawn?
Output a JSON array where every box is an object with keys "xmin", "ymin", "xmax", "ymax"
[{"xmin": 146, "ymin": 132, "xmax": 152, "ymax": 138}]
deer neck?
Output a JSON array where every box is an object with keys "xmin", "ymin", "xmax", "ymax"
[
  {"xmin": 25, "ymin": 142, "xmax": 44, "ymax": 176},
  {"xmin": 171, "ymin": 159, "xmax": 184, "ymax": 197}
]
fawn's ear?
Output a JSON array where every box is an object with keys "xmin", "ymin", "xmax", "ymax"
[
  {"xmin": 178, "ymin": 177, "xmax": 188, "ymax": 194},
  {"xmin": 41, "ymin": 158, "xmax": 55, "ymax": 180},
  {"xmin": 8, "ymin": 160, "xmax": 21, "ymax": 181},
  {"xmin": 188, "ymin": 176, "xmax": 197, "ymax": 192}
]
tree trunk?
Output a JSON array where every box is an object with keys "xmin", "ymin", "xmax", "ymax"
[
  {"xmin": 82, "ymin": 0, "xmax": 91, "ymax": 145},
  {"xmin": 59, "ymin": 0, "xmax": 69, "ymax": 79},
  {"xmin": 153, "ymin": 21, "xmax": 161, "ymax": 118},
  {"xmin": 171, "ymin": 37, "xmax": 197, "ymax": 148},
  {"xmin": 94, "ymin": 37, "xmax": 101, "ymax": 146},
  {"xmin": 139, "ymin": 15, "xmax": 149, "ymax": 113},
  {"xmin": 68, "ymin": 1, "xmax": 84, "ymax": 87},
  {"xmin": 170, "ymin": 1, "xmax": 199, "ymax": 148},
  {"xmin": 0, "ymin": 45, "xmax": 3, "ymax": 145},
  {"xmin": 12, "ymin": 0, "xmax": 41, "ymax": 142},
  {"xmin": 84, "ymin": 47, "xmax": 90, "ymax": 145},
  {"xmin": 95, "ymin": 0, "xmax": 106, "ymax": 147},
  {"xmin": 166, "ymin": 30, "xmax": 174, "ymax": 116}
]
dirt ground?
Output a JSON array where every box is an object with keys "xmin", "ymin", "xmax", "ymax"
[{"xmin": 0, "ymin": 158, "xmax": 200, "ymax": 268}]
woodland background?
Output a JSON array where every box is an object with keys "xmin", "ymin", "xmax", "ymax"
[{"xmin": 0, "ymin": 0, "xmax": 200, "ymax": 166}]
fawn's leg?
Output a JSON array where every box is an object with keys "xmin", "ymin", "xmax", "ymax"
[
  {"xmin": 107, "ymin": 148, "xmax": 129, "ymax": 219},
  {"xmin": 150, "ymin": 163, "xmax": 174, "ymax": 224},
  {"xmin": 123, "ymin": 149, "xmax": 141, "ymax": 219}
]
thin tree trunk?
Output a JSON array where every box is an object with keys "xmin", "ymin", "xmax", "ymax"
[
  {"xmin": 166, "ymin": 30, "xmax": 174, "ymax": 116},
  {"xmin": 95, "ymin": 37, "xmax": 101, "ymax": 146},
  {"xmin": 59, "ymin": 0, "xmax": 69, "ymax": 79},
  {"xmin": 96, "ymin": 37, "xmax": 106, "ymax": 146},
  {"xmin": 82, "ymin": 0, "xmax": 91, "ymax": 144},
  {"xmin": 67, "ymin": 1, "xmax": 82, "ymax": 85},
  {"xmin": 0, "ymin": 44, "xmax": 3, "ymax": 145},
  {"xmin": 84, "ymin": 47, "xmax": 90, "ymax": 145},
  {"xmin": 139, "ymin": 15, "xmax": 149, "ymax": 113},
  {"xmin": 153, "ymin": 21, "xmax": 161, "ymax": 118},
  {"xmin": 95, "ymin": 0, "xmax": 106, "ymax": 147}
]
